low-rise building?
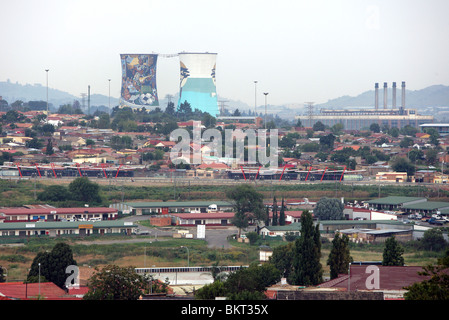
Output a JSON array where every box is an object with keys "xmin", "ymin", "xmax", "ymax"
[
  {"xmin": 0, "ymin": 207, "xmax": 118, "ymax": 223},
  {"xmin": 0, "ymin": 220, "xmax": 137, "ymax": 237}
]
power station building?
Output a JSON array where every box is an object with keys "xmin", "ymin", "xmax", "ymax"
[
  {"xmin": 177, "ymin": 52, "xmax": 219, "ymax": 116},
  {"xmin": 296, "ymin": 82, "xmax": 434, "ymax": 130}
]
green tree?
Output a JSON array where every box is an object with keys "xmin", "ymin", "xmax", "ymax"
[
  {"xmin": 314, "ymin": 197, "xmax": 344, "ymax": 220},
  {"xmin": 226, "ymin": 184, "xmax": 265, "ymax": 236},
  {"xmin": 0, "ymin": 265, "xmax": 5, "ymax": 283},
  {"xmin": 27, "ymin": 243, "xmax": 77, "ymax": 289},
  {"xmin": 291, "ymin": 210, "xmax": 323, "ymax": 286},
  {"xmin": 68, "ymin": 177, "xmax": 102, "ymax": 204},
  {"xmin": 279, "ymin": 197, "xmax": 286, "ymax": 226},
  {"xmin": 313, "ymin": 121, "xmax": 325, "ymax": 132},
  {"xmin": 26, "ymin": 137, "xmax": 44, "ymax": 149},
  {"xmin": 391, "ymin": 157, "xmax": 416, "ymax": 176},
  {"xmin": 269, "ymin": 241, "xmax": 295, "ymax": 280},
  {"xmin": 37, "ymin": 185, "xmax": 71, "ymax": 202},
  {"xmin": 83, "ymin": 265, "xmax": 147, "ymax": 300},
  {"xmin": 370, "ymin": 123, "xmax": 380, "ymax": 133},
  {"xmin": 319, "ymin": 133, "xmax": 336, "ymax": 151},
  {"xmin": 404, "ymin": 248, "xmax": 449, "ymax": 300},
  {"xmin": 272, "ymin": 196, "xmax": 278, "ymax": 226},
  {"xmin": 45, "ymin": 139, "xmax": 54, "ymax": 155},
  {"xmin": 327, "ymin": 232, "xmax": 353, "ymax": 279},
  {"xmin": 382, "ymin": 236, "xmax": 405, "ymax": 266},
  {"xmin": 420, "ymin": 228, "xmax": 447, "ymax": 252}
]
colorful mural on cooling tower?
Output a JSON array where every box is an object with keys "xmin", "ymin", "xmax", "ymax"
[
  {"xmin": 120, "ymin": 54, "xmax": 159, "ymax": 107},
  {"xmin": 178, "ymin": 53, "xmax": 219, "ymax": 116}
]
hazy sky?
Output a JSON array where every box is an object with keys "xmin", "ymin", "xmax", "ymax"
[{"xmin": 1, "ymin": 0, "xmax": 449, "ymax": 106}]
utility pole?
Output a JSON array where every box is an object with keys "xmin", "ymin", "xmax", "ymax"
[
  {"xmin": 264, "ymin": 92, "xmax": 269, "ymax": 129},
  {"xmin": 45, "ymin": 69, "xmax": 49, "ymax": 122}
]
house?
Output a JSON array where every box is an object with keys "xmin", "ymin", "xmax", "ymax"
[
  {"xmin": 375, "ymin": 171, "xmax": 409, "ymax": 182},
  {"xmin": 316, "ymin": 265, "xmax": 430, "ymax": 300},
  {"xmin": 260, "ymin": 223, "xmax": 301, "ymax": 238},
  {"xmin": 110, "ymin": 201, "xmax": 233, "ymax": 215},
  {"xmin": 0, "ymin": 207, "xmax": 119, "ymax": 222},
  {"xmin": 170, "ymin": 212, "xmax": 236, "ymax": 226},
  {"xmin": 0, "ymin": 220, "xmax": 137, "ymax": 237},
  {"xmin": 0, "ymin": 282, "xmax": 80, "ymax": 300}
]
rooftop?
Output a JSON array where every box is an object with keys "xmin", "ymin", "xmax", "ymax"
[
  {"xmin": 0, "ymin": 220, "xmax": 137, "ymax": 230},
  {"xmin": 366, "ymin": 196, "xmax": 427, "ymax": 205},
  {"xmin": 123, "ymin": 201, "xmax": 233, "ymax": 208}
]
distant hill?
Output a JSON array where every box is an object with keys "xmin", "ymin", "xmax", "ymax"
[
  {"xmin": 316, "ymin": 84, "xmax": 449, "ymax": 109},
  {"xmin": 0, "ymin": 80, "xmax": 119, "ymax": 111}
]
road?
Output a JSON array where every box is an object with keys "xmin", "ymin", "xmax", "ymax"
[{"xmin": 121, "ymin": 215, "xmax": 239, "ymax": 249}]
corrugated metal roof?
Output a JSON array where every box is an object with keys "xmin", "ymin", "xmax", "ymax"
[
  {"xmin": 0, "ymin": 207, "xmax": 117, "ymax": 215},
  {"xmin": 402, "ymin": 201, "xmax": 449, "ymax": 210},
  {"xmin": 0, "ymin": 220, "xmax": 136, "ymax": 230},
  {"xmin": 367, "ymin": 196, "xmax": 426, "ymax": 205},
  {"xmin": 123, "ymin": 201, "xmax": 233, "ymax": 208}
]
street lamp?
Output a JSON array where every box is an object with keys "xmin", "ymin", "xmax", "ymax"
[
  {"xmin": 45, "ymin": 69, "xmax": 49, "ymax": 121},
  {"xmin": 38, "ymin": 262, "xmax": 41, "ymax": 297},
  {"xmin": 180, "ymin": 246, "xmax": 189, "ymax": 268},
  {"xmin": 108, "ymin": 79, "xmax": 111, "ymax": 109},
  {"xmin": 254, "ymin": 81, "xmax": 258, "ymax": 117},
  {"xmin": 263, "ymin": 92, "xmax": 269, "ymax": 129}
]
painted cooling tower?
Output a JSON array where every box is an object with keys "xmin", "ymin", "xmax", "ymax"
[
  {"xmin": 120, "ymin": 54, "xmax": 159, "ymax": 107},
  {"xmin": 178, "ymin": 52, "xmax": 219, "ymax": 116}
]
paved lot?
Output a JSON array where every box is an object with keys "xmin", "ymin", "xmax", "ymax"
[{"xmin": 122, "ymin": 215, "xmax": 239, "ymax": 249}]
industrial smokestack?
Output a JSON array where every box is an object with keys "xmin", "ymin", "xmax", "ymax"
[
  {"xmin": 392, "ymin": 82, "xmax": 397, "ymax": 109},
  {"xmin": 401, "ymin": 81, "xmax": 406, "ymax": 109},
  {"xmin": 88, "ymin": 85, "xmax": 91, "ymax": 116},
  {"xmin": 383, "ymin": 82, "xmax": 387, "ymax": 109},
  {"xmin": 375, "ymin": 83, "xmax": 379, "ymax": 110}
]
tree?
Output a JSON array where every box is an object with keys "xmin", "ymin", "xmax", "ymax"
[
  {"xmin": 404, "ymin": 248, "xmax": 449, "ymax": 300},
  {"xmin": 83, "ymin": 265, "xmax": 147, "ymax": 300},
  {"xmin": 272, "ymin": 196, "xmax": 278, "ymax": 226},
  {"xmin": 68, "ymin": 177, "xmax": 102, "ymax": 204},
  {"xmin": 313, "ymin": 121, "xmax": 325, "ymax": 132},
  {"xmin": 391, "ymin": 157, "xmax": 416, "ymax": 176},
  {"xmin": 319, "ymin": 133, "xmax": 336, "ymax": 151},
  {"xmin": 420, "ymin": 228, "xmax": 447, "ymax": 252},
  {"xmin": 327, "ymin": 232, "xmax": 353, "ymax": 279},
  {"xmin": 291, "ymin": 210, "xmax": 323, "ymax": 286},
  {"xmin": 0, "ymin": 265, "xmax": 5, "ymax": 283},
  {"xmin": 314, "ymin": 197, "xmax": 344, "ymax": 220},
  {"xmin": 269, "ymin": 241, "xmax": 295, "ymax": 280},
  {"xmin": 370, "ymin": 123, "xmax": 380, "ymax": 133},
  {"xmin": 224, "ymin": 264, "xmax": 281, "ymax": 299},
  {"xmin": 382, "ymin": 236, "xmax": 405, "ymax": 266},
  {"xmin": 37, "ymin": 185, "xmax": 71, "ymax": 202},
  {"xmin": 45, "ymin": 139, "xmax": 54, "ymax": 155},
  {"xmin": 226, "ymin": 184, "xmax": 265, "ymax": 236},
  {"xmin": 27, "ymin": 243, "xmax": 77, "ymax": 289},
  {"xmin": 279, "ymin": 197, "xmax": 286, "ymax": 226}
]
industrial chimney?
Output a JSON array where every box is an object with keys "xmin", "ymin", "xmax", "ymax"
[
  {"xmin": 383, "ymin": 82, "xmax": 388, "ymax": 109},
  {"xmin": 392, "ymin": 82, "xmax": 397, "ymax": 109},
  {"xmin": 401, "ymin": 81, "xmax": 406, "ymax": 109},
  {"xmin": 375, "ymin": 83, "xmax": 379, "ymax": 110}
]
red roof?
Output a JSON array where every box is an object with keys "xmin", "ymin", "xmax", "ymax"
[
  {"xmin": 197, "ymin": 162, "xmax": 229, "ymax": 169},
  {"xmin": 0, "ymin": 282, "xmax": 79, "ymax": 300},
  {"xmin": 318, "ymin": 265, "xmax": 427, "ymax": 291},
  {"xmin": 0, "ymin": 207, "xmax": 117, "ymax": 216}
]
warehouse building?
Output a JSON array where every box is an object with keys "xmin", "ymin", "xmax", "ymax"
[
  {"xmin": 0, "ymin": 220, "xmax": 137, "ymax": 237},
  {"xmin": 0, "ymin": 207, "xmax": 118, "ymax": 223},
  {"xmin": 110, "ymin": 201, "xmax": 233, "ymax": 215}
]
